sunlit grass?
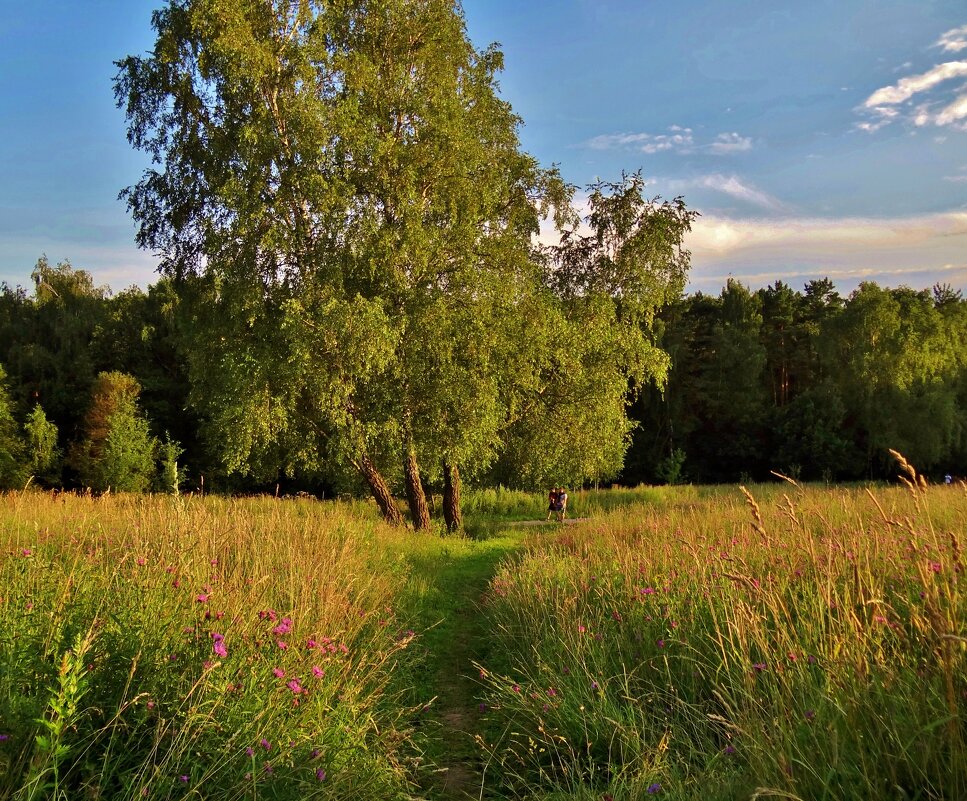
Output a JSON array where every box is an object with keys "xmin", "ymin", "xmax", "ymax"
[
  {"xmin": 475, "ymin": 482, "xmax": 967, "ymax": 800},
  {"xmin": 0, "ymin": 492, "xmax": 418, "ymax": 800}
]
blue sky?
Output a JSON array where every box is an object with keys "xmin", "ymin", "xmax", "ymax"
[{"xmin": 1, "ymin": 1, "xmax": 965, "ymax": 294}]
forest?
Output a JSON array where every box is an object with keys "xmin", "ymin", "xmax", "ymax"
[{"xmin": 1, "ymin": 257, "xmax": 964, "ymax": 506}]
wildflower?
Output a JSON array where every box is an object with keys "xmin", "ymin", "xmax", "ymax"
[
  {"xmin": 591, "ymin": 681, "xmax": 599, "ymax": 690},
  {"xmin": 213, "ymin": 640, "xmax": 228, "ymax": 658},
  {"xmin": 179, "ymin": 775, "xmax": 189, "ymax": 784},
  {"xmin": 263, "ymin": 762, "xmax": 273, "ymax": 775},
  {"xmin": 647, "ymin": 783, "xmax": 662, "ymax": 794},
  {"xmin": 311, "ymin": 665, "xmax": 324, "ymax": 678},
  {"xmin": 641, "ymin": 586, "xmax": 656, "ymax": 595},
  {"xmin": 657, "ymin": 639, "xmax": 665, "ymax": 648},
  {"xmin": 273, "ymin": 668, "xmax": 285, "ymax": 678},
  {"xmin": 311, "ymin": 749, "xmax": 320, "ymax": 759},
  {"xmin": 136, "ymin": 557, "xmax": 146, "ymax": 566},
  {"xmin": 547, "ymin": 687, "xmax": 557, "ymax": 697},
  {"xmin": 805, "ymin": 709, "xmax": 816, "ymax": 720},
  {"xmin": 315, "ymin": 768, "xmax": 326, "ymax": 781},
  {"xmin": 512, "ymin": 684, "xmax": 521, "ymax": 693},
  {"xmin": 20, "ymin": 548, "xmax": 31, "ymax": 557},
  {"xmin": 724, "ymin": 745, "xmax": 736, "ymax": 755},
  {"xmin": 260, "ymin": 738, "xmax": 271, "ymax": 751},
  {"xmin": 287, "ymin": 679, "xmax": 304, "ymax": 695},
  {"xmin": 196, "ymin": 593, "xmax": 209, "ymax": 603},
  {"xmin": 752, "ymin": 662, "xmax": 767, "ymax": 672},
  {"xmin": 210, "ymin": 558, "xmax": 218, "ymax": 566},
  {"xmin": 245, "ymin": 747, "xmax": 254, "ymax": 757},
  {"xmin": 612, "ymin": 611, "xmax": 622, "ymax": 622},
  {"xmin": 478, "ymin": 703, "xmax": 487, "ymax": 712},
  {"xmin": 306, "ymin": 639, "xmax": 318, "ymax": 649},
  {"xmin": 272, "ymin": 618, "xmax": 292, "ymax": 636},
  {"xmin": 0, "ymin": 734, "xmax": 10, "ymax": 741},
  {"xmin": 277, "ymin": 640, "xmax": 288, "ymax": 650},
  {"xmin": 578, "ymin": 624, "xmax": 587, "ymax": 633},
  {"xmin": 172, "ymin": 579, "xmax": 180, "ymax": 588}
]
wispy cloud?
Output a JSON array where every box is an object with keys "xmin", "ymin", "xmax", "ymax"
[
  {"xmin": 864, "ymin": 61, "xmax": 967, "ymax": 106},
  {"xmin": 707, "ymin": 132, "xmax": 753, "ymax": 154},
  {"xmin": 691, "ymin": 174, "xmax": 786, "ymax": 211},
  {"xmin": 585, "ymin": 127, "xmax": 752, "ymax": 156},
  {"xmin": 859, "ymin": 57, "xmax": 967, "ymax": 131},
  {"xmin": 935, "ymin": 24, "xmax": 967, "ymax": 53}
]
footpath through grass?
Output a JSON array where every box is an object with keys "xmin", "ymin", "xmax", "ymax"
[{"xmin": 388, "ymin": 526, "xmax": 528, "ymax": 799}]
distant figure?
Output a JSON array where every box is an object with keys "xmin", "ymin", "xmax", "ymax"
[
  {"xmin": 557, "ymin": 487, "xmax": 569, "ymax": 522},
  {"xmin": 945, "ymin": 473, "xmax": 953, "ymax": 485},
  {"xmin": 546, "ymin": 487, "xmax": 559, "ymax": 520}
]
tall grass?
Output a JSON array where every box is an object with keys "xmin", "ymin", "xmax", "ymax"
[
  {"xmin": 476, "ymin": 482, "xmax": 966, "ymax": 800},
  {"xmin": 0, "ymin": 492, "xmax": 418, "ymax": 800}
]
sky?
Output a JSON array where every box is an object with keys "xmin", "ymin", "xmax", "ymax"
[{"xmin": 1, "ymin": 0, "xmax": 965, "ymax": 295}]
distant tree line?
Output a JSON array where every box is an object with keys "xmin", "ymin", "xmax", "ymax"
[
  {"xmin": 2, "ymin": 257, "xmax": 963, "ymax": 505},
  {"xmin": 623, "ymin": 278, "xmax": 967, "ymax": 484}
]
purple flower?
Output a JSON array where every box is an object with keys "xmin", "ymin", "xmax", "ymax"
[
  {"xmin": 591, "ymin": 681, "xmax": 599, "ymax": 690},
  {"xmin": 276, "ymin": 640, "xmax": 288, "ymax": 650},
  {"xmin": 245, "ymin": 747, "xmax": 254, "ymax": 757},
  {"xmin": 724, "ymin": 745, "xmax": 736, "ymax": 755},
  {"xmin": 272, "ymin": 618, "xmax": 293, "ymax": 636},
  {"xmin": 261, "ymin": 738, "xmax": 271, "ymax": 751},
  {"xmin": 315, "ymin": 768, "xmax": 326, "ymax": 781},
  {"xmin": 179, "ymin": 775, "xmax": 189, "ymax": 784},
  {"xmin": 311, "ymin": 665, "xmax": 324, "ymax": 678},
  {"xmin": 273, "ymin": 667, "xmax": 285, "ymax": 678},
  {"xmin": 196, "ymin": 593, "xmax": 209, "ymax": 603},
  {"xmin": 657, "ymin": 639, "xmax": 666, "ymax": 649},
  {"xmin": 263, "ymin": 762, "xmax": 273, "ymax": 774},
  {"xmin": 805, "ymin": 709, "xmax": 816, "ymax": 720},
  {"xmin": 287, "ymin": 679, "xmax": 304, "ymax": 695},
  {"xmin": 752, "ymin": 662, "xmax": 767, "ymax": 672},
  {"xmin": 478, "ymin": 703, "xmax": 487, "ymax": 712},
  {"xmin": 647, "ymin": 783, "xmax": 662, "ymax": 794},
  {"xmin": 0, "ymin": 734, "xmax": 10, "ymax": 741},
  {"xmin": 213, "ymin": 641, "xmax": 227, "ymax": 658},
  {"xmin": 512, "ymin": 684, "xmax": 520, "ymax": 693}
]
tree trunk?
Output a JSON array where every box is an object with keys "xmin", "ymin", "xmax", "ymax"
[
  {"xmin": 358, "ymin": 453, "xmax": 403, "ymax": 526},
  {"xmin": 404, "ymin": 444, "xmax": 431, "ymax": 530},
  {"xmin": 442, "ymin": 460, "xmax": 463, "ymax": 533}
]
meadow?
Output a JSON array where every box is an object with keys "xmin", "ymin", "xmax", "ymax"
[{"xmin": 1, "ymin": 474, "xmax": 964, "ymax": 800}]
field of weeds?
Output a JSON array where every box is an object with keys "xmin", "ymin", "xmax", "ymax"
[{"xmin": 1, "ymin": 479, "xmax": 964, "ymax": 800}]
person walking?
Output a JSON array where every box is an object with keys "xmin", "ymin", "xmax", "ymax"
[
  {"xmin": 546, "ymin": 486, "xmax": 559, "ymax": 520},
  {"xmin": 556, "ymin": 487, "xmax": 568, "ymax": 522}
]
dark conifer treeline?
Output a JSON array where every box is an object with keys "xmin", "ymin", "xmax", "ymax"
[
  {"xmin": 1, "ymin": 260, "xmax": 964, "ymax": 491},
  {"xmin": 622, "ymin": 278, "xmax": 967, "ymax": 484}
]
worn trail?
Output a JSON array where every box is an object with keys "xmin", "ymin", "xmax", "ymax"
[{"xmin": 397, "ymin": 531, "xmax": 524, "ymax": 799}]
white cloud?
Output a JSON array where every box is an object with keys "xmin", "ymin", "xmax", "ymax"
[
  {"xmin": 585, "ymin": 128, "xmax": 752, "ymax": 156},
  {"xmin": 935, "ymin": 24, "xmax": 967, "ymax": 53},
  {"xmin": 864, "ymin": 61, "xmax": 967, "ymax": 107},
  {"xmin": 692, "ymin": 174, "xmax": 786, "ymax": 211},
  {"xmin": 859, "ymin": 59, "xmax": 967, "ymax": 131},
  {"xmin": 935, "ymin": 92, "xmax": 967, "ymax": 125},
  {"xmin": 685, "ymin": 211, "xmax": 967, "ymax": 293},
  {"xmin": 707, "ymin": 132, "xmax": 753, "ymax": 154}
]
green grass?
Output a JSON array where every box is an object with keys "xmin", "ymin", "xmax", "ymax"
[{"xmin": 2, "ymin": 481, "xmax": 963, "ymax": 800}]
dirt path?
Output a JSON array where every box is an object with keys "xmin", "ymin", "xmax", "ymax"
[{"xmin": 399, "ymin": 536, "xmax": 522, "ymax": 799}]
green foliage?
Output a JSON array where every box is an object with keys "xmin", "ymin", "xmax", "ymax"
[
  {"xmin": 0, "ymin": 365, "xmax": 26, "ymax": 489},
  {"xmin": 71, "ymin": 372, "xmax": 158, "ymax": 493},
  {"xmin": 156, "ymin": 434, "xmax": 183, "ymax": 494},
  {"xmin": 23, "ymin": 405, "xmax": 59, "ymax": 485}
]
